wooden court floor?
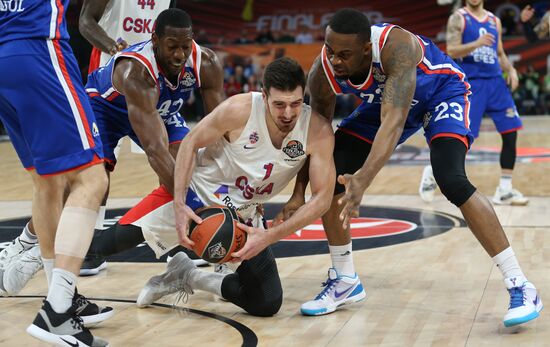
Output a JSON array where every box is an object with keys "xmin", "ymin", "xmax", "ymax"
[{"xmin": 0, "ymin": 117, "xmax": 549, "ymax": 346}]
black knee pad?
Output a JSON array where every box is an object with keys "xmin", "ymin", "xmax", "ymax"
[
  {"xmin": 333, "ymin": 130, "xmax": 372, "ymax": 195},
  {"xmin": 500, "ymin": 131, "xmax": 517, "ymax": 170},
  {"xmin": 430, "ymin": 137, "xmax": 476, "ymax": 207}
]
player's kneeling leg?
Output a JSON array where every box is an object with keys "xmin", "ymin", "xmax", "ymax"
[{"xmin": 221, "ymin": 247, "xmax": 283, "ymax": 317}]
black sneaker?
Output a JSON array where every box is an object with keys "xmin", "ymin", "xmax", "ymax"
[
  {"xmin": 74, "ymin": 290, "xmax": 114, "ymax": 327},
  {"xmin": 79, "ymin": 254, "xmax": 107, "ymax": 276},
  {"xmin": 26, "ymin": 300, "xmax": 109, "ymax": 347},
  {"xmin": 167, "ymin": 246, "xmax": 209, "ymax": 267}
]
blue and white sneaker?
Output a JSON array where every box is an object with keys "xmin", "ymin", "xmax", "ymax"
[
  {"xmin": 503, "ymin": 276, "xmax": 543, "ymax": 327},
  {"xmin": 300, "ymin": 268, "xmax": 366, "ymax": 316}
]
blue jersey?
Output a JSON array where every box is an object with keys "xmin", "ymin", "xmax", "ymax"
[
  {"xmin": 86, "ymin": 39, "xmax": 202, "ymax": 118},
  {"xmin": 322, "ymin": 23, "xmax": 472, "ymax": 145},
  {"xmin": 456, "ymin": 8, "xmax": 501, "ymax": 79},
  {"xmin": 0, "ymin": 0, "xmax": 70, "ymax": 44}
]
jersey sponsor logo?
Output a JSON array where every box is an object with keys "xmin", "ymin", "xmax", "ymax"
[
  {"xmin": 123, "ymin": 17, "xmax": 154, "ymax": 34},
  {"xmin": 181, "ymin": 71, "xmax": 196, "ymax": 87},
  {"xmin": 282, "ymin": 140, "xmax": 305, "ymax": 158},
  {"xmin": 0, "ymin": 0, "xmax": 25, "ymax": 12}
]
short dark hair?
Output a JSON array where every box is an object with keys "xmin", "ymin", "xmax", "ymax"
[
  {"xmin": 329, "ymin": 8, "xmax": 371, "ymax": 42},
  {"xmin": 155, "ymin": 9, "xmax": 192, "ymax": 37},
  {"xmin": 263, "ymin": 57, "xmax": 306, "ymax": 94}
]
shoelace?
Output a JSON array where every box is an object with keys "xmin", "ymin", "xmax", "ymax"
[
  {"xmin": 172, "ymin": 272, "xmax": 195, "ymax": 308},
  {"xmin": 315, "ymin": 278, "xmax": 339, "ymax": 300},
  {"xmin": 70, "ymin": 314, "xmax": 85, "ymax": 330},
  {"xmin": 508, "ymin": 286, "xmax": 526, "ymax": 309}
]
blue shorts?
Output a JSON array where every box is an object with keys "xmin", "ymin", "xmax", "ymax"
[
  {"xmin": 468, "ymin": 77, "xmax": 522, "ymax": 138},
  {"xmin": 338, "ymin": 90, "xmax": 474, "ymax": 149},
  {"xmin": 90, "ymin": 97, "xmax": 190, "ymax": 171},
  {"xmin": 0, "ymin": 39, "xmax": 103, "ymax": 175}
]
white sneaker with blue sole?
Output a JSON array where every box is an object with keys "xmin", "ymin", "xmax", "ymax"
[
  {"xmin": 503, "ymin": 276, "xmax": 543, "ymax": 327},
  {"xmin": 301, "ymin": 268, "xmax": 366, "ymax": 316}
]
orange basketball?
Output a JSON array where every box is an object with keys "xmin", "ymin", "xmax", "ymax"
[{"xmin": 189, "ymin": 206, "xmax": 247, "ymax": 263}]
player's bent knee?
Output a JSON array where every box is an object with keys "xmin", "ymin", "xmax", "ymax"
[
  {"xmin": 430, "ymin": 137, "xmax": 477, "ymax": 207},
  {"xmin": 246, "ymin": 296, "xmax": 283, "ymax": 317}
]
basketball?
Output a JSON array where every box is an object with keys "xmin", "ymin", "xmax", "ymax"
[{"xmin": 189, "ymin": 206, "xmax": 247, "ymax": 263}]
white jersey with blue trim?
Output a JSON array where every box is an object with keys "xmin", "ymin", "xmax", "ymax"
[
  {"xmin": 85, "ymin": 39, "xmax": 201, "ymax": 120},
  {"xmin": 322, "ymin": 23, "xmax": 470, "ymax": 132},
  {"xmin": 456, "ymin": 8, "xmax": 501, "ymax": 79}
]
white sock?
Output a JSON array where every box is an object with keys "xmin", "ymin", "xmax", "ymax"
[
  {"xmin": 493, "ymin": 247, "xmax": 525, "ymax": 280},
  {"xmin": 95, "ymin": 205, "xmax": 106, "ymax": 229},
  {"xmin": 42, "ymin": 258, "xmax": 54, "ymax": 286},
  {"xmin": 329, "ymin": 243, "xmax": 355, "ymax": 277},
  {"xmin": 499, "ymin": 174, "xmax": 513, "ymax": 191},
  {"xmin": 19, "ymin": 223, "xmax": 38, "ymax": 248},
  {"xmin": 47, "ymin": 268, "xmax": 76, "ymax": 313},
  {"xmin": 189, "ymin": 269, "xmax": 224, "ymax": 297}
]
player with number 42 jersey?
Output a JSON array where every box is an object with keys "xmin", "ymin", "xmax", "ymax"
[{"xmin": 85, "ymin": 38, "xmax": 202, "ymax": 170}]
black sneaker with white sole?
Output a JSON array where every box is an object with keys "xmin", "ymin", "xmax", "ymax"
[
  {"xmin": 26, "ymin": 300, "xmax": 109, "ymax": 347},
  {"xmin": 74, "ymin": 290, "xmax": 114, "ymax": 327},
  {"xmin": 80, "ymin": 254, "xmax": 107, "ymax": 276}
]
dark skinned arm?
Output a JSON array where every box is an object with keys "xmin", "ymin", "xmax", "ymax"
[
  {"xmin": 79, "ymin": 0, "xmax": 127, "ymax": 54},
  {"xmin": 197, "ymin": 47, "xmax": 225, "ymax": 114},
  {"xmin": 338, "ymin": 28, "xmax": 419, "ymax": 228},
  {"xmin": 113, "ymin": 59, "xmax": 176, "ymax": 194}
]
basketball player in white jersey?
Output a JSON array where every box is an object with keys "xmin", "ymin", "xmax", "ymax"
[
  {"xmin": 122, "ymin": 57, "xmax": 336, "ymax": 316},
  {"xmin": 81, "ymin": 0, "xmax": 176, "ymax": 72}
]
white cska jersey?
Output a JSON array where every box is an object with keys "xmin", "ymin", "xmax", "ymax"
[
  {"xmin": 96, "ymin": 0, "xmax": 171, "ymax": 67},
  {"xmin": 189, "ymin": 92, "xmax": 311, "ymax": 225}
]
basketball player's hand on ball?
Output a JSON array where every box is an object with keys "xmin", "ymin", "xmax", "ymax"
[
  {"xmin": 230, "ymin": 223, "xmax": 273, "ymax": 261},
  {"xmin": 337, "ymin": 174, "xmax": 365, "ymax": 229},
  {"xmin": 272, "ymin": 195, "xmax": 306, "ymax": 226},
  {"xmin": 175, "ymin": 204, "xmax": 202, "ymax": 249}
]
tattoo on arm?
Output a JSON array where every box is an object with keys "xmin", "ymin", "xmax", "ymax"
[
  {"xmin": 382, "ymin": 43, "xmax": 416, "ymax": 109},
  {"xmin": 307, "ymin": 57, "xmax": 336, "ymax": 120},
  {"xmin": 446, "ymin": 12, "xmax": 463, "ymax": 46}
]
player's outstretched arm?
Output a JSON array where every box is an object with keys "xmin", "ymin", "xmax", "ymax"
[
  {"xmin": 174, "ymin": 94, "xmax": 251, "ymax": 247},
  {"xmin": 113, "ymin": 59, "xmax": 174, "ymax": 193},
  {"xmin": 198, "ymin": 47, "xmax": 225, "ymax": 114},
  {"xmin": 234, "ymin": 113, "xmax": 335, "ymax": 261},
  {"xmin": 446, "ymin": 11, "xmax": 494, "ymax": 59},
  {"xmin": 79, "ymin": 0, "xmax": 127, "ymax": 55},
  {"xmin": 338, "ymin": 29, "xmax": 418, "ymax": 228}
]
